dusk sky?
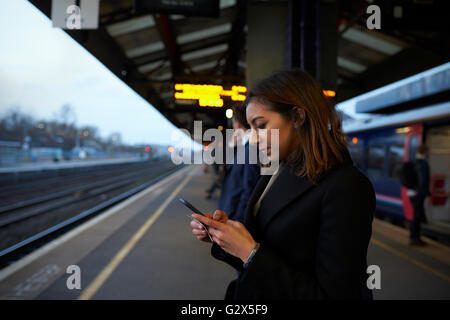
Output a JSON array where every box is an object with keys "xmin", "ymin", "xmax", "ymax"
[
  {"xmin": 0, "ymin": 0, "xmax": 193, "ymax": 146},
  {"xmin": 0, "ymin": 0, "xmax": 370, "ymax": 147}
]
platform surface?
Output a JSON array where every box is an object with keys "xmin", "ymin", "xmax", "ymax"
[{"xmin": 0, "ymin": 165, "xmax": 449, "ymax": 300}]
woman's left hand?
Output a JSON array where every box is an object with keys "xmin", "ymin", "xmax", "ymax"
[{"xmin": 192, "ymin": 214, "xmax": 257, "ymax": 262}]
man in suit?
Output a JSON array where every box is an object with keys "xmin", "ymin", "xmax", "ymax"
[
  {"xmin": 218, "ymin": 106, "xmax": 260, "ymax": 223},
  {"xmin": 408, "ymin": 145, "xmax": 431, "ymax": 246}
]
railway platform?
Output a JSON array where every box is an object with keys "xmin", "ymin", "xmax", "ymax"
[
  {"xmin": 0, "ymin": 165, "xmax": 449, "ymax": 300},
  {"xmin": 0, "ymin": 157, "xmax": 148, "ymax": 174}
]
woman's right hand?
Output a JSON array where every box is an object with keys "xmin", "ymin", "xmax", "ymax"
[{"xmin": 190, "ymin": 210, "xmax": 228, "ymax": 242}]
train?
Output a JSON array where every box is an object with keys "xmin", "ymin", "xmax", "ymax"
[{"xmin": 343, "ymin": 101, "xmax": 450, "ymax": 240}]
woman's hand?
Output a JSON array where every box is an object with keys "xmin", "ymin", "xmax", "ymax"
[
  {"xmin": 190, "ymin": 213, "xmax": 213, "ymax": 242},
  {"xmin": 192, "ymin": 213, "xmax": 257, "ymax": 262},
  {"xmin": 190, "ymin": 210, "xmax": 228, "ymax": 243}
]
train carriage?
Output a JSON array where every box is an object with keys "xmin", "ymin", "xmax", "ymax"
[{"xmin": 344, "ymin": 102, "xmax": 450, "ymax": 239}]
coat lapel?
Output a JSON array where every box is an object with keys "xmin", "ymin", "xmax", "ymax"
[
  {"xmin": 256, "ymin": 164, "xmax": 314, "ymax": 234},
  {"xmin": 244, "ymin": 174, "xmax": 270, "ymax": 237},
  {"xmin": 244, "ymin": 149, "xmax": 353, "ymax": 237}
]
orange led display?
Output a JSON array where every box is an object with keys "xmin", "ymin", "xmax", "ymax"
[{"xmin": 174, "ymin": 84, "xmax": 247, "ymax": 107}]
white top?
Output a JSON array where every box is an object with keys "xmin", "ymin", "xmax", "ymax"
[{"xmin": 253, "ymin": 162, "xmax": 284, "ymax": 216}]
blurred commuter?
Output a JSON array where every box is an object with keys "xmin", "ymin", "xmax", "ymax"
[
  {"xmin": 189, "ymin": 69, "xmax": 375, "ymax": 300},
  {"xmin": 205, "ymin": 144, "xmax": 224, "ymax": 199},
  {"xmin": 218, "ymin": 106, "xmax": 260, "ymax": 223},
  {"xmin": 407, "ymin": 145, "xmax": 431, "ymax": 246}
]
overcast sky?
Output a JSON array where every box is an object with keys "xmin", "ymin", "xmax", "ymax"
[{"xmin": 0, "ymin": 0, "xmax": 195, "ymax": 147}]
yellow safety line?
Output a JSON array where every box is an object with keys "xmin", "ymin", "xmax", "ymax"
[
  {"xmin": 77, "ymin": 173, "xmax": 193, "ymax": 300},
  {"xmin": 371, "ymin": 238, "xmax": 450, "ymax": 283}
]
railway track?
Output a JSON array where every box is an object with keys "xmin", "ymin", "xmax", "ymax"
[{"xmin": 0, "ymin": 161, "xmax": 183, "ymax": 268}]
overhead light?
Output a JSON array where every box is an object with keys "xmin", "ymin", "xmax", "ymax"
[
  {"xmin": 220, "ymin": 0, "xmax": 236, "ymax": 9},
  {"xmin": 138, "ymin": 60, "xmax": 168, "ymax": 73},
  {"xmin": 191, "ymin": 60, "xmax": 225, "ymax": 72},
  {"xmin": 177, "ymin": 23, "xmax": 232, "ymax": 45},
  {"xmin": 323, "ymin": 90, "xmax": 336, "ymax": 98},
  {"xmin": 338, "ymin": 57, "xmax": 367, "ymax": 73},
  {"xmin": 341, "ymin": 27, "xmax": 403, "ymax": 56},
  {"xmin": 126, "ymin": 41, "xmax": 165, "ymax": 58},
  {"xmin": 226, "ymin": 109, "xmax": 233, "ymax": 119},
  {"xmin": 107, "ymin": 15, "xmax": 155, "ymax": 37},
  {"xmin": 181, "ymin": 44, "xmax": 228, "ymax": 61},
  {"xmin": 395, "ymin": 127, "xmax": 411, "ymax": 134}
]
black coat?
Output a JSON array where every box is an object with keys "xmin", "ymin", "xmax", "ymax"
[
  {"xmin": 219, "ymin": 142, "xmax": 260, "ymax": 223},
  {"xmin": 211, "ymin": 152, "xmax": 375, "ymax": 300},
  {"xmin": 415, "ymin": 158, "xmax": 431, "ymax": 198}
]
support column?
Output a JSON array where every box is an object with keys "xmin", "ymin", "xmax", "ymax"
[
  {"xmin": 287, "ymin": 0, "xmax": 337, "ymax": 91},
  {"xmin": 246, "ymin": 1, "xmax": 287, "ymax": 88}
]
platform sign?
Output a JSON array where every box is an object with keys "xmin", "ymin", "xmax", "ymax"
[
  {"xmin": 51, "ymin": 0, "xmax": 99, "ymax": 30},
  {"xmin": 135, "ymin": 0, "xmax": 220, "ymax": 18},
  {"xmin": 174, "ymin": 84, "xmax": 247, "ymax": 107}
]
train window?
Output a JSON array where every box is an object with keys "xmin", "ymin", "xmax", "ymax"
[
  {"xmin": 349, "ymin": 141, "xmax": 363, "ymax": 169},
  {"xmin": 388, "ymin": 143, "xmax": 404, "ymax": 179},
  {"xmin": 409, "ymin": 136, "xmax": 418, "ymax": 161},
  {"xmin": 367, "ymin": 144, "xmax": 385, "ymax": 179}
]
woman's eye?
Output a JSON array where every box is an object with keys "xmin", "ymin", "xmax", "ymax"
[{"xmin": 256, "ymin": 123, "xmax": 266, "ymax": 129}]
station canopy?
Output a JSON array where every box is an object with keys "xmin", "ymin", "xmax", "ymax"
[{"xmin": 29, "ymin": 0, "xmax": 449, "ymax": 133}]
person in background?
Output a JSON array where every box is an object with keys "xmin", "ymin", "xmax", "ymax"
[
  {"xmin": 218, "ymin": 106, "xmax": 260, "ymax": 223},
  {"xmin": 205, "ymin": 164, "xmax": 224, "ymax": 199},
  {"xmin": 408, "ymin": 145, "xmax": 431, "ymax": 246}
]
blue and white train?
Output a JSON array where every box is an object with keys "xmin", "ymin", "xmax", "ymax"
[{"xmin": 344, "ymin": 102, "xmax": 450, "ymax": 238}]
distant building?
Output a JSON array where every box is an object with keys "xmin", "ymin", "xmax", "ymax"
[{"xmin": 0, "ymin": 140, "xmax": 22, "ymax": 166}]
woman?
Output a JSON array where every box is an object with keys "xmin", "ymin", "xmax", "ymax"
[{"xmin": 190, "ymin": 69, "xmax": 375, "ymax": 300}]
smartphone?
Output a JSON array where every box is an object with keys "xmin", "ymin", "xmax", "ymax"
[
  {"xmin": 178, "ymin": 198, "xmax": 205, "ymax": 216},
  {"xmin": 179, "ymin": 198, "xmax": 213, "ymax": 242}
]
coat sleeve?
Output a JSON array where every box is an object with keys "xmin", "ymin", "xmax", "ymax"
[{"xmin": 234, "ymin": 173, "xmax": 375, "ymax": 299}]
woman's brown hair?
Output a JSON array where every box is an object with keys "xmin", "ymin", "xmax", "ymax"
[{"xmin": 244, "ymin": 69, "xmax": 348, "ymax": 183}]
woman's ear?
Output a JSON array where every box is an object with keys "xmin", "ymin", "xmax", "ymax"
[{"xmin": 292, "ymin": 107, "xmax": 306, "ymax": 128}]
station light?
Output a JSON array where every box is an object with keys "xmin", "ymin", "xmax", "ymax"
[
  {"xmin": 168, "ymin": 146, "xmax": 174, "ymax": 153},
  {"xmin": 174, "ymin": 83, "xmax": 247, "ymax": 107},
  {"xmin": 352, "ymin": 137, "xmax": 358, "ymax": 144},
  {"xmin": 225, "ymin": 108, "xmax": 233, "ymax": 119},
  {"xmin": 323, "ymin": 90, "xmax": 336, "ymax": 98},
  {"xmin": 395, "ymin": 127, "xmax": 411, "ymax": 134},
  {"xmin": 218, "ymin": 125, "xmax": 223, "ymax": 131},
  {"xmin": 145, "ymin": 146, "xmax": 151, "ymax": 152}
]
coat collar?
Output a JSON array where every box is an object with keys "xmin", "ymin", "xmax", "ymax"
[
  {"xmin": 245, "ymin": 162, "xmax": 315, "ymax": 237},
  {"xmin": 258, "ymin": 164, "xmax": 315, "ymax": 234},
  {"xmin": 244, "ymin": 148, "xmax": 354, "ymax": 237}
]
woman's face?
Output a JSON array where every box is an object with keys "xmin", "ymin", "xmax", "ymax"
[{"xmin": 246, "ymin": 99, "xmax": 299, "ymax": 162}]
